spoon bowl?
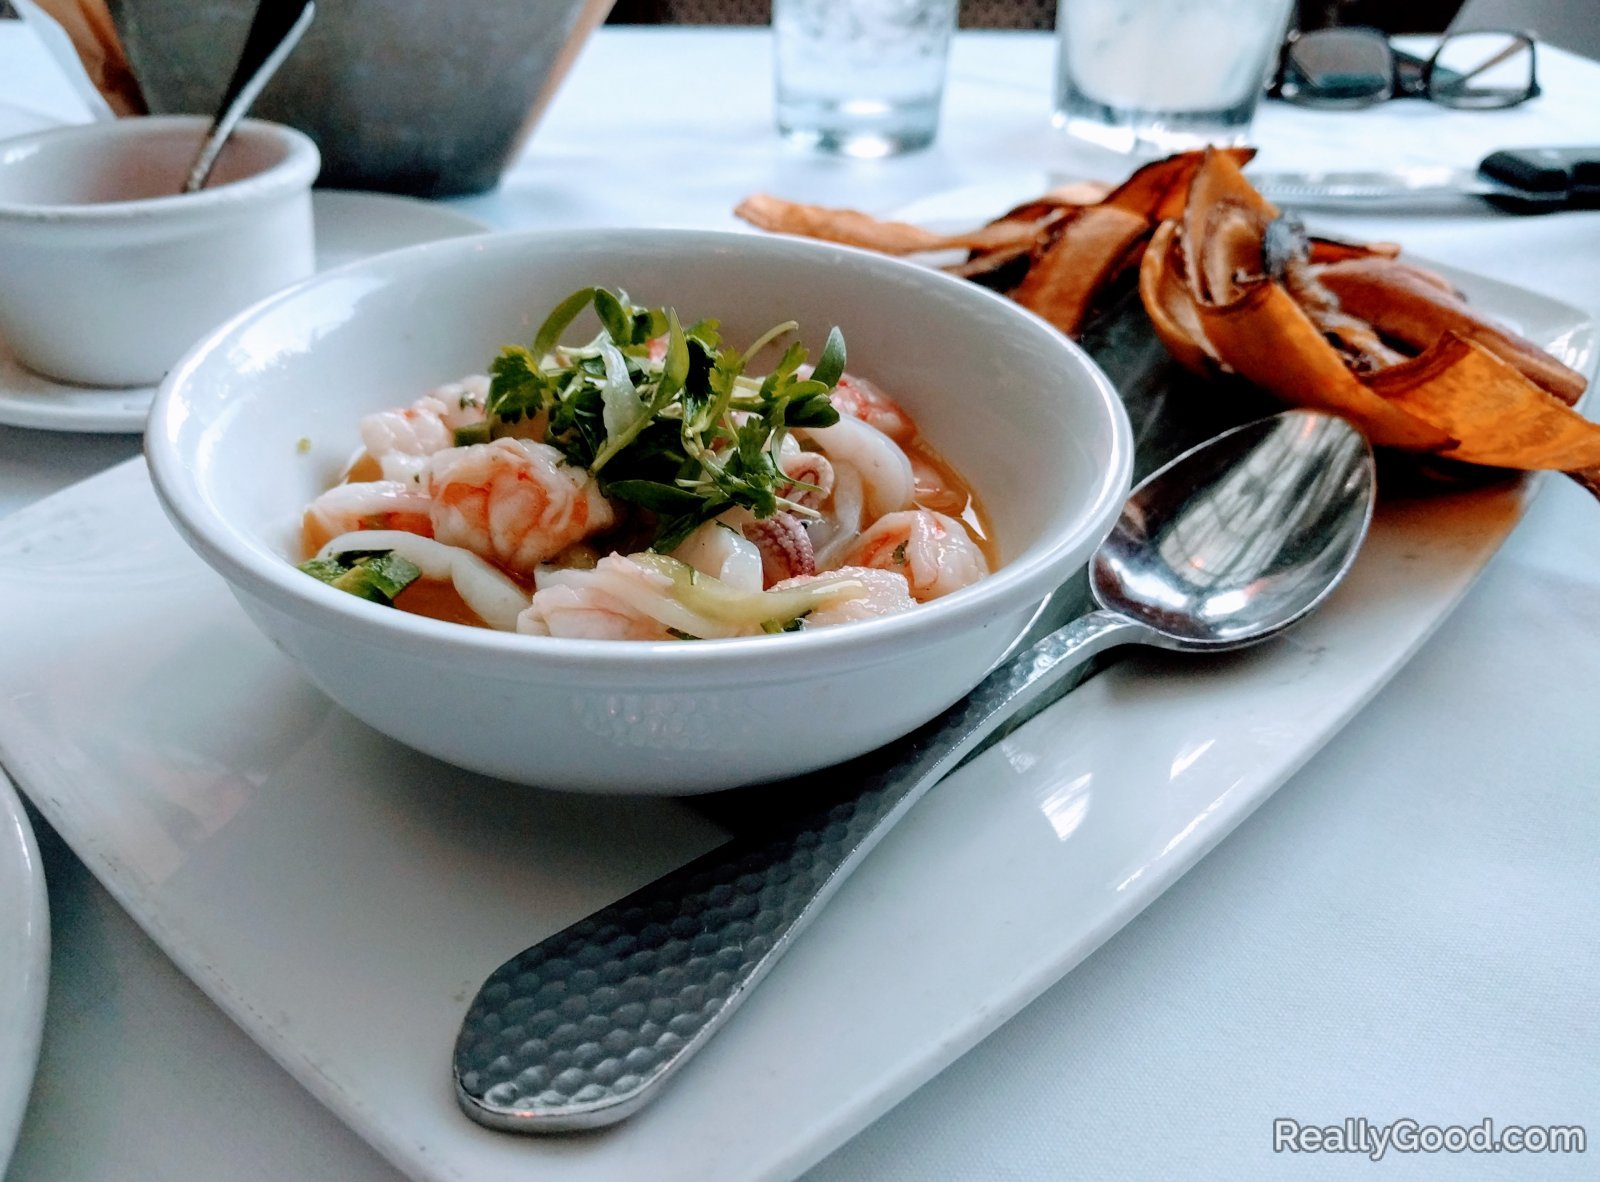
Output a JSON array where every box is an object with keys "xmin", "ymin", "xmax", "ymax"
[
  {"xmin": 454, "ymin": 408, "xmax": 1377, "ymax": 1133},
  {"xmin": 1094, "ymin": 409, "xmax": 1374, "ymax": 648}
]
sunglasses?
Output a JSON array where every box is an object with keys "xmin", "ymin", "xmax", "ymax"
[{"xmin": 1273, "ymin": 27, "xmax": 1541, "ymax": 110}]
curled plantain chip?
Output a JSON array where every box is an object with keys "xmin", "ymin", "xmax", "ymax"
[
  {"xmin": 735, "ymin": 148, "xmax": 1254, "ymax": 338},
  {"xmin": 737, "ymin": 146, "xmax": 1596, "ymax": 501},
  {"xmin": 731, "ymin": 192, "xmax": 1050, "ymax": 256},
  {"xmin": 1138, "ymin": 147, "xmax": 1595, "ymax": 496}
]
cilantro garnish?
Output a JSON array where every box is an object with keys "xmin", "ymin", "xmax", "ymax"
[{"xmin": 485, "ymin": 287, "xmax": 844, "ymax": 551}]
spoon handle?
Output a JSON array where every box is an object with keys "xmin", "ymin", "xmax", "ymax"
[
  {"xmin": 183, "ymin": 0, "xmax": 316, "ymax": 193},
  {"xmin": 454, "ymin": 608, "xmax": 1148, "ymax": 1132}
]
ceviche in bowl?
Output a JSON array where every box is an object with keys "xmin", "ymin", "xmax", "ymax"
[
  {"xmin": 300, "ymin": 286, "xmax": 997, "ymax": 641},
  {"xmin": 147, "ymin": 229, "xmax": 1131, "ymax": 793}
]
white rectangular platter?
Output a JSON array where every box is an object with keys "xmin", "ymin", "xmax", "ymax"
[{"xmin": 0, "ymin": 265, "xmax": 1590, "ymax": 1182}]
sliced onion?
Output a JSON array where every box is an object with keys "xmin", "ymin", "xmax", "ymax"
[{"xmin": 629, "ymin": 553, "xmax": 864, "ymax": 629}]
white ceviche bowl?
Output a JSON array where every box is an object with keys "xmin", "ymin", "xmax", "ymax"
[{"xmin": 146, "ymin": 228, "xmax": 1132, "ymax": 793}]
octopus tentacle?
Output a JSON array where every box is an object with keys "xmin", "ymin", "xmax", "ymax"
[{"xmin": 743, "ymin": 513, "xmax": 816, "ymax": 587}]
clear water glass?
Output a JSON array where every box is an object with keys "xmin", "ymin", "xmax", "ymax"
[
  {"xmin": 773, "ymin": 0, "xmax": 960, "ymax": 158},
  {"xmin": 1053, "ymin": 0, "xmax": 1295, "ymax": 155}
]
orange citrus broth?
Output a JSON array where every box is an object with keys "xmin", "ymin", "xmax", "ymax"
[{"xmin": 904, "ymin": 436, "xmax": 998, "ymax": 570}]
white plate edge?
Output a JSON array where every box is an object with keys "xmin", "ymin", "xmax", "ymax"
[{"xmin": 0, "ymin": 763, "xmax": 49, "ymax": 1177}]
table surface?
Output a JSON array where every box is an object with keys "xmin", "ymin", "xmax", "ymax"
[{"xmin": 3, "ymin": 22, "xmax": 1599, "ymax": 1182}]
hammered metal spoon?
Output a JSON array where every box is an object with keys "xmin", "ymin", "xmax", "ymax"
[{"xmin": 454, "ymin": 409, "xmax": 1375, "ymax": 1132}]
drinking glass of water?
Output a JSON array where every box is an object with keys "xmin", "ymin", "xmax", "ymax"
[
  {"xmin": 773, "ymin": 0, "xmax": 960, "ymax": 158},
  {"xmin": 1053, "ymin": 0, "xmax": 1295, "ymax": 155}
]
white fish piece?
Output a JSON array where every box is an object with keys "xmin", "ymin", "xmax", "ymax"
[
  {"xmin": 670, "ymin": 520, "xmax": 765, "ymax": 593},
  {"xmin": 800, "ymin": 415, "xmax": 915, "ymax": 523}
]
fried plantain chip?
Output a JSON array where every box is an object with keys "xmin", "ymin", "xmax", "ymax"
[
  {"xmin": 1010, "ymin": 205, "xmax": 1151, "ymax": 337},
  {"xmin": 739, "ymin": 149, "xmax": 1597, "ymax": 499},
  {"xmin": 1180, "ymin": 149, "xmax": 1275, "ymax": 305},
  {"xmin": 1315, "ymin": 257, "xmax": 1587, "ymax": 405},
  {"xmin": 1137, "ymin": 220, "xmax": 1218, "ymax": 374},
  {"xmin": 1367, "ymin": 335, "xmax": 1600, "ymax": 470},
  {"xmin": 1107, "ymin": 146, "xmax": 1255, "ymax": 221},
  {"xmin": 732, "ymin": 193, "xmax": 1047, "ymax": 255},
  {"xmin": 1308, "ymin": 237, "xmax": 1402, "ymax": 265},
  {"xmin": 1194, "ymin": 282, "xmax": 1456, "ymax": 450}
]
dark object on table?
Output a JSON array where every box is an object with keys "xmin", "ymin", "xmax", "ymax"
[
  {"xmin": 1273, "ymin": 25, "xmax": 1538, "ymax": 109},
  {"xmin": 1481, "ymin": 146, "xmax": 1600, "ymax": 208},
  {"xmin": 1295, "ymin": 0, "xmax": 1466, "ymax": 33},
  {"xmin": 606, "ymin": 0, "xmax": 1056, "ymax": 28},
  {"xmin": 105, "ymin": 0, "xmax": 611, "ymax": 197}
]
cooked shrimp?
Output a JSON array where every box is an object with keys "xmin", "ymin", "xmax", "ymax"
[
  {"xmin": 844, "ymin": 509, "xmax": 989, "ymax": 600},
  {"xmin": 360, "ymin": 378, "xmax": 493, "ymax": 484},
  {"xmin": 360, "ymin": 378, "xmax": 488, "ymax": 457},
  {"xmin": 431, "ymin": 375, "xmax": 492, "ymax": 427},
  {"xmin": 303, "ymin": 480, "xmax": 434, "ymax": 552},
  {"xmin": 829, "ymin": 373, "xmax": 916, "ymax": 445},
  {"xmin": 427, "ymin": 438, "xmax": 616, "ymax": 575},
  {"xmin": 799, "ymin": 415, "xmax": 915, "ymax": 522},
  {"xmin": 518, "ymin": 583, "xmax": 677, "ymax": 641},
  {"xmin": 317, "ymin": 530, "xmax": 529, "ymax": 631},
  {"xmin": 372, "ymin": 451, "xmax": 432, "ymax": 486},
  {"xmin": 520, "ymin": 556, "xmax": 714, "ymax": 640},
  {"xmin": 671, "ymin": 519, "xmax": 764, "ymax": 592},
  {"xmin": 360, "ymin": 395, "xmax": 455, "ymax": 458},
  {"xmin": 770, "ymin": 566, "xmax": 915, "ymax": 627}
]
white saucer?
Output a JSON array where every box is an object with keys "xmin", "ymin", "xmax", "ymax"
[{"xmin": 0, "ymin": 190, "xmax": 490, "ymax": 435}]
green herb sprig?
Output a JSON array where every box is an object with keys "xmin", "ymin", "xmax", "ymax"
[
  {"xmin": 484, "ymin": 287, "xmax": 844, "ymax": 551},
  {"xmin": 299, "ymin": 550, "xmax": 422, "ymax": 605}
]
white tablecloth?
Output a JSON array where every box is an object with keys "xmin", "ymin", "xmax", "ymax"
[{"xmin": 2, "ymin": 23, "xmax": 1597, "ymax": 1182}]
